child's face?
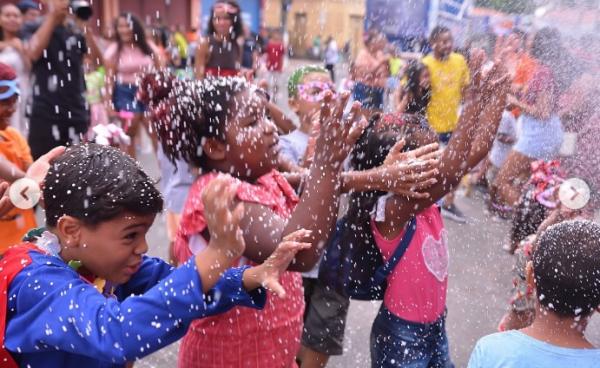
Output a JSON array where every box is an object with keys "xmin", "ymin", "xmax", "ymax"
[
  {"xmin": 69, "ymin": 212, "xmax": 156, "ymax": 284},
  {"xmin": 0, "ymin": 95, "xmax": 17, "ymax": 127},
  {"xmin": 290, "ymin": 72, "xmax": 335, "ymax": 121},
  {"xmin": 419, "ymin": 68, "xmax": 431, "ymax": 90},
  {"xmin": 221, "ymin": 89, "xmax": 279, "ymax": 180}
]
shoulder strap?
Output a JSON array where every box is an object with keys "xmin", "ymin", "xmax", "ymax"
[
  {"xmin": 0, "ymin": 243, "xmax": 40, "ymax": 368},
  {"xmin": 373, "ymin": 217, "xmax": 417, "ymax": 285}
]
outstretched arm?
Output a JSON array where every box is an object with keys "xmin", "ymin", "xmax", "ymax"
[{"xmin": 240, "ymin": 95, "xmax": 367, "ymax": 271}]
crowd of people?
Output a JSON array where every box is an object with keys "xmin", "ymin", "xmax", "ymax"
[{"xmin": 0, "ymin": 0, "xmax": 599, "ymax": 367}]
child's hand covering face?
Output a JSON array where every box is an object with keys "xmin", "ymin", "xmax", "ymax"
[
  {"xmin": 378, "ymin": 140, "xmax": 441, "ymax": 198},
  {"xmin": 202, "ymin": 175, "xmax": 245, "ymax": 259},
  {"xmin": 313, "ymin": 92, "xmax": 368, "ymax": 167}
]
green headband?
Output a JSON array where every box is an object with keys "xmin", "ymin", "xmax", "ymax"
[{"xmin": 287, "ymin": 65, "xmax": 329, "ymax": 98}]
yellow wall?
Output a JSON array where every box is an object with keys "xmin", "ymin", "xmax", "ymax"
[{"xmin": 265, "ymin": 0, "xmax": 365, "ymax": 57}]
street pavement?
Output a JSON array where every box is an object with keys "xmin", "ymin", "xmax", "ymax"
[{"xmin": 128, "ymin": 59, "xmax": 600, "ymax": 367}]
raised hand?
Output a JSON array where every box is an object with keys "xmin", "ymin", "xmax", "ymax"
[
  {"xmin": 27, "ymin": 146, "xmax": 66, "ymax": 186},
  {"xmin": 313, "ymin": 92, "xmax": 368, "ymax": 169},
  {"xmin": 202, "ymin": 175, "xmax": 245, "ymax": 258},
  {"xmin": 243, "ymin": 229, "xmax": 312, "ymax": 298},
  {"xmin": 376, "ymin": 141, "xmax": 441, "ymax": 198}
]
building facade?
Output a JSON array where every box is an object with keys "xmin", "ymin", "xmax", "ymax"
[{"xmin": 264, "ymin": 0, "xmax": 366, "ymax": 58}]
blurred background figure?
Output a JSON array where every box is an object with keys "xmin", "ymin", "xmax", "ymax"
[{"xmin": 0, "ymin": 3, "xmax": 30, "ymax": 135}]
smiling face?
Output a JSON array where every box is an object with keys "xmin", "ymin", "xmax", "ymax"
[
  {"xmin": 290, "ymin": 71, "xmax": 334, "ymax": 126},
  {"xmin": 206, "ymin": 88, "xmax": 279, "ymax": 181},
  {"xmin": 212, "ymin": 8, "xmax": 232, "ymax": 37},
  {"xmin": 116, "ymin": 16, "xmax": 134, "ymax": 43},
  {"xmin": 0, "ymin": 4, "xmax": 22, "ymax": 34},
  {"xmin": 419, "ymin": 68, "xmax": 431, "ymax": 90},
  {"xmin": 0, "ymin": 94, "xmax": 17, "ymax": 128},
  {"xmin": 60, "ymin": 212, "xmax": 156, "ymax": 284},
  {"xmin": 432, "ymin": 31, "xmax": 453, "ymax": 60}
]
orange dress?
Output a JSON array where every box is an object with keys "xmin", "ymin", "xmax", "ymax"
[{"xmin": 0, "ymin": 127, "xmax": 36, "ymax": 253}]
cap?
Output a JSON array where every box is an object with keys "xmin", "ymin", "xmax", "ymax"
[{"xmin": 17, "ymin": 0, "xmax": 39, "ymax": 13}]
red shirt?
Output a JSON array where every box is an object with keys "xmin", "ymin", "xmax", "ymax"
[
  {"xmin": 175, "ymin": 170, "xmax": 303, "ymax": 368},
  {"xmin": 265, "ymin": 41, "xmax": 285, "ymax": 72}
]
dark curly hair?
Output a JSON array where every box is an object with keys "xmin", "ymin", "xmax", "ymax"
[
  {"xmin": 533, "ymin": 220, "xmax": 600, "ymax": 317},
  {"xmin": 44, "ymin": 144, "xmax": 163, "ymax": 227},
  {"xmin": 138, "ymin": 71, "xmax": 249, "ymax": 168}
]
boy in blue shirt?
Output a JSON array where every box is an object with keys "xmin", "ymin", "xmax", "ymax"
[
  {"xmin": 1, "ymin": 143, "xmax": 310, "ymax": 367},
  {"xmin": 468, "ymin": 220, "xmax": 600, "ymax": 367}
]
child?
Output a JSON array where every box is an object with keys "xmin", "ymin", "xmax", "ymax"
[
  {"xmin": 138, "ymin": 72, "xmax": 438, "ymax": 367},
  {"xmin": 0, "ymin": 62, "xmax": 36, "ymax": 251},
  {"xmin": 282, "ymin": 65, "xmax": 352, "ymax": 367},
  {"xmin": 280, "ymin": 65, "xmax": 332, "ymax": 168},
  {"xmin": 498, "ymin": 202, "xmax": 592, "ymax": 332},
  {"xmin": 1, "ymin": 143, "xmax": 311, "ymax": 367},
  {"xmin": 469, "ymin": 220, "xmax": 600, "ymax": 367},
  {"xmin": 338, "ymin": 54, "xmax": 509, "ymax": 367}
]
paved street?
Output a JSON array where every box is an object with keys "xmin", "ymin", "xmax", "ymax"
[{"xmin": 130, "ymin": 59, "xmax": 600, "ymax": 367}]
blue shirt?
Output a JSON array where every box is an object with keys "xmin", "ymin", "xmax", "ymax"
[
  {"xmin": 6, "ymin": 251, "xmax": 266, "ymax": 367},
  {"xmin": 468, "ymin": 330, "xmax": 600, "ymax": 368},
  {"xmin": 279, "ymin": 129, "xmax": 309, "ymax": 165}
]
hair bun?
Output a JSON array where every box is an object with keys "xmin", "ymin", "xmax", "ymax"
[{"xmin": 137, "ymin": 70, "xmax": 175, "ymax": 106}]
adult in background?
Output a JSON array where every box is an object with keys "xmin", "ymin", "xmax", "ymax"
[
  {"xmin": 351, "ymin": 29, "xmax": 389, "ymax": 117},
  {"xmin": 491, "ymin": 28, "xmax": 567, "ymax": 209},
  {"xmin": 22, "ymin": 0, "xmax": 102, "ymax": 160},
  {"xmin": 194, "ymin": 0, "xmax": 243, "ymax": 79},
  {"xmin": 241, "ymin": 23, "xmax": 261, "ymax": 79},
  {"xmin": 104, "ymin": 13, "xmax": 164, "ymax": 159},
  {"xmin": 324, "ymin": 36, "xmax": 338, "ymax": 82},
  {"xmin": 16, "ymin": 0, "xmax": 40, "ymax": 25},
  {"xmin": 0, "ymin": 3, "xmax": 30, "ymax": 135},
  {"xmin": 422, "ymin": 26, "xmax": 470, "ymax": 223}
]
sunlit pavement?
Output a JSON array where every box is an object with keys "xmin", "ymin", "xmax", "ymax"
[{"xmin": 129, "ymin": 59, "xmax": 600, "ymax": 367}]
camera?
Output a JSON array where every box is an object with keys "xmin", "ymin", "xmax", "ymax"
[{"xmin": 70, "ymin": 0, "xmax": 92, "ymax": 21}]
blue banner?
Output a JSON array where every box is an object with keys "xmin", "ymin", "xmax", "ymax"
[{"xmin": 365, "ymin": 0, "xmax": 429, "ymax": 38}]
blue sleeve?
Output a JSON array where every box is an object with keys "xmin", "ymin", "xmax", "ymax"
[
  {"xmin": 6, "ymin": 259, "xmax": 266, "ymax": 364},
  {"xmin": 278, "ymin": 135, "xmax": 301, "ymax": 165},
  {"xmin": 467, "ymin": 340, "xmax": 484, "ymax": 368},
  {"xmin": 114, "ymin": 256, "xmax": 175, "ymax": 298}
]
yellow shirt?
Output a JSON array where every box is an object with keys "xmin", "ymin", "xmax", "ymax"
[{"xmin": 422, "ymin": 52, "xmax": 470, "ymax": 133}]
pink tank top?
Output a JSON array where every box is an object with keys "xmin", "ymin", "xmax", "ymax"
[
  {"xmin": 371, "ymin": 205, "xmax": 448, "ymax": 323},
  {"xmin": 105, "ymin": 43, "xmax": 155, "ymax": 84}
]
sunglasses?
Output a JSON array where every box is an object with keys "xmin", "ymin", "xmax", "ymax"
[{"xmin": 297, "ymin": 81, "xmax": 337, "ymax": 102}]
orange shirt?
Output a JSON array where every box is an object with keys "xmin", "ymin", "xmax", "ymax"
[
  {"xmin": 0, "ymin": 127, "xmax": 36, "ymax": 253},
  {"xmin": 513, "ymin": 53, "xmax": 537, "ymax": 89}
]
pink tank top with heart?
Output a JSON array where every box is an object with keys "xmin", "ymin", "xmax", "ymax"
[{"xmin": 371, "ymin": 205, "xmax": 448, "ymax": 323}]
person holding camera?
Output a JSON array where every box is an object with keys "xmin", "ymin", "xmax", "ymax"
[{"xmin": 22, "ymin": 0, "xmax": 102, "ymax": 159}]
